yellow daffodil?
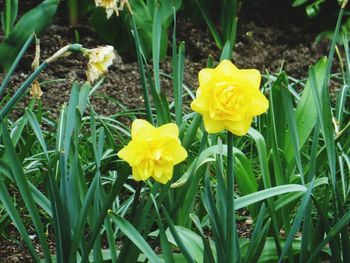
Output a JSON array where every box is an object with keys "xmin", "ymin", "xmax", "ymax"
[
  {"xmin": 117, "ymin": 119, "xmax": 188, "ymax": 184},
  {"xmin": 191, "ymin": 60, "xmax": 269, "ymax": 136},
  {"xmin": 85, "ymin": 45, "xmax": 115, "ymax": 84}
]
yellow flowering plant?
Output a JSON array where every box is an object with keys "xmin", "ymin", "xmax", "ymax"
[
  {"xmin": 191, "ymin": 59, "xmax": 269, "ymax": 136},
  {"xmin": 117, "ymin": 119, "xmax": 188, "ymax": 184},
  {"xmin": 3, "ymin": 2, "xmax": 349, "ymax": 262}
]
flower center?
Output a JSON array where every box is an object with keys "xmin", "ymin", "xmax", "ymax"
[{"xmin": 210, "ymin": 84, "xmax": 248, "ymax": 120}]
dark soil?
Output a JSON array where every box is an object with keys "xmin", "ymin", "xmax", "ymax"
[
  {"xmin": 0, "ymin": 1, "xmax": 331, "ymax": 118},
  {"xmin": 0, "ymin": 0, "xmax": 333, "ymax": 262}
]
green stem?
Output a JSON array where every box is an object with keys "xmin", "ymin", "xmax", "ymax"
[
  {"xmin": 227, "ymin": 132, "xmax": 240, "ymax": 262},
  {"xmin": 67, "ymin": 0, "xmax": 78, "ymax": 27},
  {"xmin": 5, "ymin": 0, "xmax": 12, "ymax": 37}
]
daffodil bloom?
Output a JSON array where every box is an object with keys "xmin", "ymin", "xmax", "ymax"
[
  {"xmin": 117, "ymin": 119, "xmax": 188, "ymax": 184},
  {"xmin": 191, "ymin": 60, "xmax": 269, "ymax": 136},
  {"xmin": 85, "ymin": 45, "xmax": 115, "ymax": 84}
]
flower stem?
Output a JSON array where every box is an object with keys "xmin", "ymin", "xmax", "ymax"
[
  {"xmin": 226, "ymin": 131, "xmax": 240, "ymax": 262},
  {"xmin": 67, "ymin": 0, "xmax": 78, "ymax": 27}
]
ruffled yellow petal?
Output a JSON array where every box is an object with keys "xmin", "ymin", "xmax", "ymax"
[
  {"xmin": 248, "ymin": 91, "xmax": 269, "ymax": 116},
  {"xmin": 131, "ymin": 119, "xmax": 155, "ymax": 139},
  {"xmin": 133, "ymin": 165, "xmax": 151, "ymax": 181},
  {"xmin": 191, "ymin": 95, "xmax": 209, "ymax": 113},
  {"xmin": 214, "ymin": 60, "xmax": 239, "ymax": 78},
  {"xmin": 224, "ymin": 117, "xmax": 253, "ymax": 136},
  {"xmin": 157, "ymin": 123, "xmax": 179, "ymax": 138},
  {"xmin": 203, "ymin": 114, "xmax": 225, "ymax": 133},
  {"xmin": 235, "ymin": 69, "xmax": 261, "ymax": 89},
  {"xmin": 117, "ymin": 141, "xmax": 143, "ymax": 165},
  {"xmin": 153, "ymin": 164, "xmax": 173, "ymax": 184},
  {"xmin": 165, "ymin": 139, "xmax": 188, "ymax": 164},
  {"xmin": 198, "ymin": 68, "xmax": 214, "ymax": 86}
]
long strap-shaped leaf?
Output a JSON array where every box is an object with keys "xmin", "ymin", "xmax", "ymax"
[
  {"xmin": 0, "ymin": 177, "xmax": 40, "ymax": 262},
  {"xmin": 307, "ymin": 208, "xmax": 350, "ymax": 262},
  {"xmin": 0, "ymin": 0, "xmax": 59, "ymax": 71},
  {"xmin": 0, "ymin": 62, "xmax": 48, "ymax": 119},
  {"xmin": 0, "ymin": 121, "xmax": 52, "ymax": 263},
  {"xmin": 109, "ymin": 212, "xmax": 161, "ymax": 263},
  {"xmin": 0, "ymin": 34, "xmax": 33, "ymax": 97},
  {"xmin": 25, "ymin": 109, "xmax": 69, "ymax": 263},
  {"xmin": 278, "ymin": 178, "xmax": 315, "ymax": 262}
]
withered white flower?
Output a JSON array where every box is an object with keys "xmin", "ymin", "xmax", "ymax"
[
  {"xmin": 94, "ymin": 0, "xmax": 119, "ymax": 18},
  {"xmin": 94, "ymin": 0, "xmax": 132, "ymax": 18},
  {"xmin": 85, "ymin": 45, "xmax": 115, "ymax": 84}
]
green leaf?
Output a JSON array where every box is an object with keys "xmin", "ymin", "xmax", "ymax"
[
  {"xmin": 172, "ymin": 144, "xmax": 257, "ymax": 194},
  {"xmin": 150, "ymin": 194, "xmax": 175, "ymax": 263},
  {"xmin": 0, "ymin": 122, "xmax": 52, "ymax": 263},
  {"xmin": 3, "ymin": 0, "xmax": 18, "ymax": 36},
  {"xmin": 278, "ymin": 178, "xmax": 315, "ymax": 262},
  {"xmin": 0, "ymin": 34, "xmax": 33, "ymax": 97},
  {"xmin": 165, "ymin": 225, "xmax": 205, "ymax": 262},
  {"xmin": 0, "ymin": 0, "xmax": 59, "ymax": 71},
  {"xmin": 162, "ymin": 207, "xmax": 195, "ymax": 263},
  {"xmin": 78, "ymin": 82, "xmax": 91, "ymax": 114},
  {"xmin": 195, "ymin": 0, "xmax": 222, "ymax": 48},
  {"xmin": 235, "ymin": 184, "xmax": 307, "ymax": 210},
  {"xmin": 152, "ymin": 6, "xmax": 162, "ymax": 94},
  {"xmin": 269, "ymin": 72, "xmax": 288, "ymax": 151},
  {"xmin": 308, "ymin": 208, "xmax": 350, "ymax": 262},
  {"xmin": 241, "ymin": 237, "xmax": 301, "ymax": 262},
  {"xmin": 284, "ymin": 58, "xmax": 328, "ymax": 165},
  {"xmin": 292, "ymin": 0, "xmax": 310, "ymax": 7},
  {"xmin": 0, "ymin": 177, "xmax": 40, "ymax": 262},
  {"xmin": 109, "ymin": 212, "xmax": 161, "ymax": 263}
]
